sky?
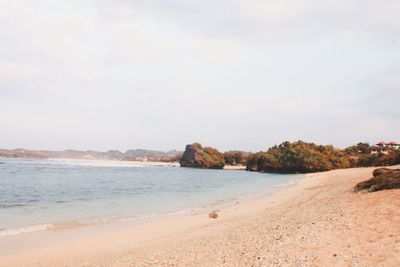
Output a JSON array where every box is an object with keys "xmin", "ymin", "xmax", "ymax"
[{"xmin": 1, "ymin": 0, "xmax": 399, "ymax": 152}]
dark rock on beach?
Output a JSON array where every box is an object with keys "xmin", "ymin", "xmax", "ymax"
[
  {"xmin": 354, "ymin": 168, "xmax": 400, "ymax": 192},
  {"xmin": 180, "ymin": 143, "xmax": 225, "ymax": 169},
  {"xmin": 372, "ymin": 167, "xmax": 393, "ymax": 177},
  {"xmin": 208, "ymin": 211, "xmax": 218, "ymax": 219}
]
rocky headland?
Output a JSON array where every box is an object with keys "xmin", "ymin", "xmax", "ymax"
[{"xmin": 245, "ymin": 141, "xmax": 400, "ymax": 174}]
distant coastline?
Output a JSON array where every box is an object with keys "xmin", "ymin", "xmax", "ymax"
[
  {"xmin": 0, "ymin": 148, "xmax": 183, "ymax": 164},
  {"xmin": 1, "ymin": 156, "xmax": 246, "ymax": 170},
  {"xmin": 2, "ymin": 139, "xmax": 400, "ymax": 173}
]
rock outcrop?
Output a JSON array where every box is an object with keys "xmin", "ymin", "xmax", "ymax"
[
  {"xmin": 180, "ymin": 143, "xmax": 225, "ymax": 169},
  {"xmin": 372, "ymin": 167, "xmax": 393, "ymax": 177},
  {"xmin": 246, "ymin": 141, "xmax": 352, "ymax": 173},
  {"xmin": 354, "ymin": 168, "xmax": 400, "ymax": 192}
]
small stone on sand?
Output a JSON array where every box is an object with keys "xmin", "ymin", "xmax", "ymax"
[{"xmin": 208, "ymin": 211, "xmax": 218, "ymax": 219}]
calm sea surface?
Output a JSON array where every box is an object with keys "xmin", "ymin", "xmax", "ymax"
[{"xmin": 0, "ymin": 157, "xmax": 297, "ymax": 236}]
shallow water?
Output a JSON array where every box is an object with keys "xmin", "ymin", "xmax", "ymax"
[{"xmin": 0, "ymin": 157, "xmax": 297, "ymax": 236}]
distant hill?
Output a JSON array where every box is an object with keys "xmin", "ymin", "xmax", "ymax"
[
  {"xmin": 125, "ymin": 149, "xmax": 161, "ymax": 158},
  {"xmin": 0, "ymin": 148, "xmax": 183, "ymax": 162}
]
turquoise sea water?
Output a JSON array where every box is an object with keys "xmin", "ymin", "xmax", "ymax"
[{"xmin": 0, "ymin": 157, "xmax": 298, "ymax": 237}]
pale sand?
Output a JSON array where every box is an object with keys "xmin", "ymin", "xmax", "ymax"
[
  {"xmin": 223, "ymin": 165, "xmax": 246, "ymax": 170},
  {"xmin": 0, "ymin": 166, "xmax": 399, "ymax": 267}
]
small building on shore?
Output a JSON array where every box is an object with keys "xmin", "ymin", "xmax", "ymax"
[
  {"xmin": 388, "ymin": 141, "xmax": 400, "ymax": 148},
  {"xmin": 371, "ymin": 141, "xmax": 400, "ymax": 154}
]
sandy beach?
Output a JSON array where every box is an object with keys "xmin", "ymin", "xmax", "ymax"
[
  {"xmin": 223, "ymin": 165, "xmax": 246, "ymax": 170},
  {"xmin": 1, "ymin": 166, "xmax": 399, "ymax": 267}
]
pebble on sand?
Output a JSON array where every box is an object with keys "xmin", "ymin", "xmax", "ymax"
[{"xmin": 208, "ymin": 211, "xmax": 218, "ymax": 219}]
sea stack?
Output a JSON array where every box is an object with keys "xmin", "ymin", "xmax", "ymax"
[{"xmin": 180, "ymin": 143, "xmax": 225, "ymax": 169}]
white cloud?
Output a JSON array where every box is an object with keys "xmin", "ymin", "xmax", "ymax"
[{"xmin": 0, "ymin": 0, "xmax": 399, "ymax": 151}]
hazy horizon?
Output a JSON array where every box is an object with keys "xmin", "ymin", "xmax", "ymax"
[
  {"xmin": 1, "ymin": 1, "xmax": 399, "ymax": 152},
  {"xmin": 0, "ymin": 139, "xmax": 396, "ymax": 154}
]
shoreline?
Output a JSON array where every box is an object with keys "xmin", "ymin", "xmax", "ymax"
[
  {"xmin": 47, "ymin": 157, "xmax": 181, "ymax": 167},
  {"xmin": 3, "ymin": 156, "xmax": 247, "ymax": 170},
  {"xmin": 0, "ymin": 172, "xmax": 300, "ymax": 239},
  {"xmin": 0, "ymin": 174, "xmax": 303, "ymax": 264},
  {"xmin": 1, "ymin": 166, "xmax": 399, "ymax": 266}
]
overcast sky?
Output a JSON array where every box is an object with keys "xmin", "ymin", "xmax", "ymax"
[{"xmin": 1, "ymin": 0, "xmax": 399, "ymax": 152}]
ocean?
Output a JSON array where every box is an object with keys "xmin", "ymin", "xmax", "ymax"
[{"xmin": 0, "ymin": 157, "xmax": 298, "ymax": 237}]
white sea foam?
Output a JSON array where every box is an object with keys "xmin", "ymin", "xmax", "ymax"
[
  {"xmin": 46, "ymin": 158, "xmax": 147, "ymax": 168},
  {"xmin": 0, "ymin": 224, "xmax": 54, "ymax": 237},
  {"xmin": 275, "ymin": 176, "xmax": 302, "ymax": 187},
  {"xmin": 2, "ymin": 157, "xmax": 148, "ymax": 168}
]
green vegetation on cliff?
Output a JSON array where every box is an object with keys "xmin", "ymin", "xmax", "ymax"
[
  {"xmin": 180, "ymin": 143, "xmax": 225, "ymax": 169},
  {"xmin": 357, "ymin": 151, "xmax": 400, "ymax": 167},
  {"xmin": 223, "ymin": 151, "xmax": 250, "ymax": 166},
  {"xmin": 344, "ymin": 142, "xmax": 400, "ymax": 167},
  {"xmin": 343, "ymin": 142, "xmax": 371, "ymax": 156},
  {"xmin": 246, "ymin": 141, "xmax": 400, "ymax": 174},
  {"xmin": 246, "ymin": 141, "xmax": 353, "ymax": 173}
]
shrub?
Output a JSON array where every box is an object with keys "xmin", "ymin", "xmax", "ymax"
[
  {"xmin": 344, "ymin": 143, "xmax": 371, "ymax": 156},
  {"xmin": 357, "ymin": 151, "xmax": 400, "ymax": 167},
  {"xmin": 223, "ymin": 151, "xmax": 250, "ymax": 166}
]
